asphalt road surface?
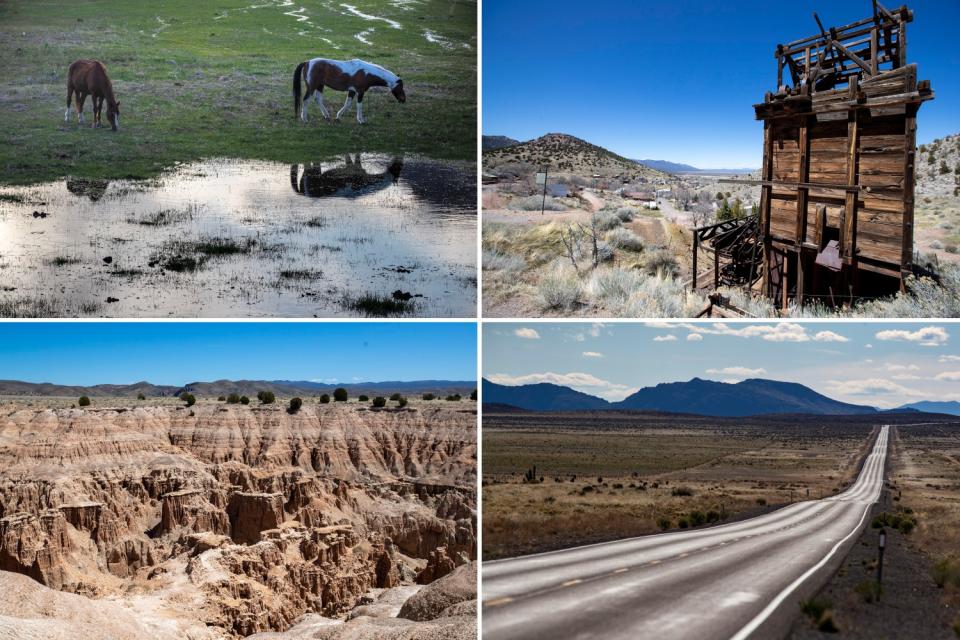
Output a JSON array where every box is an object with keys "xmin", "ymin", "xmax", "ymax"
[{"xmin": 483, "ymin": 426, "xmax": 889, "ymax": 640}]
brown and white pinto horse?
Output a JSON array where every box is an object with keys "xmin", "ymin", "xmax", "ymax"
[
  {"xmin": 293, "ymin": 58, "xmax": 405, "ymax": 124},
  {"xmin": 66, "ymin": 60, "xmax": 121, "ymax": 131}
]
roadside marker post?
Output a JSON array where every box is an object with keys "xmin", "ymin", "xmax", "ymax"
[
  {"xmin": 536, "ymin": 166, "xmax": 548, "ymax": 215},
  {"xmin": 877, "ymin": 528, "xmax": 886, "ymax": 599}
]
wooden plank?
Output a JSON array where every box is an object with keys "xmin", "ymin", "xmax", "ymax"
[
  {"xmin": 870, "ymin": 28, "xmax": 878, "ymax": 75},
  {"xmin": 760, "ymin": 120, "xmax": 773, "ymax": 295},
  {"xmin": 902, "ymin": 103, "xmax": 917, "ymax": 271},
  {"xmin": 796, "ymin": 115, "xmax": 810, "ymax": 246},
  {"xmin": 843, "ymin": 110, "xmax": 859, "ymax": 259}
]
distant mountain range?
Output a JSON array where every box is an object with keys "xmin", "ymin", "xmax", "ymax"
[
  {"xmin": 482, "ymin": 135, "xmax": 521, "ymax": 150},
  {"xmin": 482, "ymin": 377, "xmax": 880, "ymax": 417},
  {"xmin": 635, "ymin": 159, "xmax": 759, "ymax": 175},
  {"xmin": 896, "ymin": 400, "xmax": 960, "ymax": 416},
  {"xmin": 0, "ymin": 379, "xmax": 476, "ymax": 398}
]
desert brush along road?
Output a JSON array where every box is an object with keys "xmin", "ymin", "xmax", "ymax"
[{"xmin": 483, "ymin": 425, "xmax": 890, "ymax": 640}]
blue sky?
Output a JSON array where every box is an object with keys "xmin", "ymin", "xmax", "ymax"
[
  {"xmin": 483, "ymin": 0, "xmax": 960, "ymax": 168},
  {"xmin": 0, "ymin": 323, "xmax": 476, "ymax": 385},
  {"xmin": 484, "ymin": 322, "xmax": 960, "ymax": 408}
]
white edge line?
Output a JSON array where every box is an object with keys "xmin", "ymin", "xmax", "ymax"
[{"xmin": 729, "ymin": 426, "xmax": 886, "ymax": 640}]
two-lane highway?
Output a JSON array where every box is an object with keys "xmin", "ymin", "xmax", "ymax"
[{"xmin": 483, "ymin": 426, "xmax": 889, "ymax": 640}]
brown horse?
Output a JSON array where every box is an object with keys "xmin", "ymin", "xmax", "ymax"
[
  {"xmin": 293, "ymin": 58, "xmax": 405, "ymax": 124},
  {"xmin": 65, "ymin": 60, "xmax": 120, "ymax": 131}
]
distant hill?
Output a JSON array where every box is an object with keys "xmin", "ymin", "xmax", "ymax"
[
  {"xmin": 0, "ymin": 379, "xmax": 476, "ymax": 398},
  {"xmin": 895, "ymin": 400, "xmax": 960, "ymax": 416},
  {"xmin": 636, "ymin": 159, "xmax": 760, "ymax": 175},
  {"xmin": 483, "ymin": 135, "xmax": 521, "ymax": 150},
  {"xmin": 482, "ymin": 379, "xmax": 609, "ymax": 412},
  {"xmin": 617, "ymin": 378, "xmax": 875, "ymax": 417},
  {"xmin": 916, "ymin": 133, "xmax": 960, "ymax": 198},
  {"xmin": 481, "ymin": 377, "xmax": 877, "ymax": 417},
  {"xmin": 483, "ymin": 133, "xmax": 669, "ymax": 180}
]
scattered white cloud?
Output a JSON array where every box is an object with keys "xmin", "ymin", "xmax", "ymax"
[
  {"xmin": 645, "ymin": 322, "xmax": 849, "ymax": 343},
  {"xmin": 687, "ymin": 334, "xmax": 703, "ymax": 342},
  {"xmin": 865, "ymin": 344, "xmax": 873, "ymax": 349},
  {"xmin": 875, "ymin": 326, "xmax": 949, "ymax": 346},
  {"xmin": 574, "ymin": 333, "xmax": 586, "ymax": 342},
  {"xmin": 486, "ymin": 371, "xmax": 638, "ymax": 401},
  {"xmin": 883, "ymin": 363, "xmax": 920, "ymax": 372},
  {"xmin": 827, "ymin": 378, "xmax": 927, "ymax": 397},
  {"xmin": 589, "ymin": 323, "xmax": 605, "ymax": 338},
  {"xmin": 935, "ymin": 371, "xmax": 960, "ymax": 381},
  {"xmin": 813, "ymin": 330, "xmax": 849, "ymax": 343},
  {"xmin": 653, "ymin": 335, "xmax": 677, "ymax": 342},
  {"xmin": 939, "ymin": 355, "xmax": 960, "ymax": 363},
  {"xmin": 514, "ymin": 328, "xmax": 540, "ymax": 340},
  {"xmin": 582, "ymin": 351, "xmax": 604, "ymax": 358},
  {"xmin": 891, "ymin": 374, "xmax": 923, "ymax": 381},
  {"xmin": 706, "ymin": 366, "xmax": 767, "ymax": 377}
]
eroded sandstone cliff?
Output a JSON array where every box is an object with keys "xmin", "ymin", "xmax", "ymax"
[{"xmin": 0, "ymin": 402, "xmax": 477, "ymax": 638}]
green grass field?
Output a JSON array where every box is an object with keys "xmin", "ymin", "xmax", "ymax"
[{"xmin": 0, "ymin": 0, "xmax": 476, "ymax": 184}]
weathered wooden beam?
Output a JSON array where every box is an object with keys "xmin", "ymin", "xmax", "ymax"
[
  {"xmin": 870, "ymin": 29, "xmax": 878, "ymax": 75},
  {"xmin": 843, "ymin": 110, "xmax": 859, "ymax": 261},
  {"xmin": 829, "ymin": 36, "xmax": 875, "ymax": 75},
  {"xmin": 720, "ymin": 178, "xmax": 862, "ymax": 192},
  {"xmin": 902, "ymin": 102, "xmax": 917, "ymax": 275},
  {"xmin": 760, "ymin": 121, "xmax": 774, "ymax": 296},
  {"xmin": 795, "ymin": 116, "xmax": 810, "ymax": 245}
]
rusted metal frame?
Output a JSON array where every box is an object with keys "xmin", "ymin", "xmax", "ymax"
[{"xmin": 901, "ymin": 102, "xmax": 918, "ymax": 289}]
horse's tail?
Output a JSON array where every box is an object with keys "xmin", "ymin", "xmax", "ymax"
[{"xmin": 293, "ymin": 61, "xmax": 306, "ymax": 117}]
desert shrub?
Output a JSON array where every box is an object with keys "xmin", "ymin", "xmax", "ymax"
[
  {"xmin": 257, "ymin": 390, "xmax": 275, "ymax": 404},
  {"xmin": 217, "ymin": 395, "xmax": 225, "ymax": 401},
  {"xmin": 137, "ymin": 393, "xmax": 146, "ymax": 401},
  {"xmin": 421, "ymin": 393, "xmax": 435, "ymax": 401},
  {"xmin": 800, "ymin": 597, "xmax": 833, "ymax": 624},
  {"xmin": 595, "ymin": 240, "xmax": 615, "ymax": 263},
  {"xmin": 333, "ymin": 387, "xmax": 348, "ymax": 402},
  {"xmin": 858, "ymin": 266, "xmax": 960, "ymax": 317},
  {"xmin": 509, "ymin": 195, "xmax": 565, "ymax": 211},
  {"xmin": 671, "ymin": 486, "xmax": 694, "ymax": 497},
  {"xmin": 372, "ymin": 396, "xmax": 387, "ymax": 408},
  {"xmin": 470, "ymin": 389, "xmax": 477, "ymax": 400},
  {"xmin": 605, "ymin": 227, "xmax": 644, "ymax": 252},
  {"xmin": 288, "ymin": 397, "xmax": 303, "ymax": 414},
  {"xmin": 389, "ymin": 393, "xmax": 402, "ymax": 401},
  {"xmin": 706, "ymin": 510, "xmax": 720, "ymax": 523},
  {"xmin": 932, "ymin": 557, "xmax": 960, "ymax": 588},
  {"xmin": 483, "ymin": 249, "xmax": 526, "ymax": 274},
  {"xmin": 587, "ymin": 267, "xmax": 642, "ymax": 310},
  {"xmin": 227, "ymin": 393, "xmax": 241, "ymax": 404},
  {"xmin": 397, "ymin": 397, "xmax": 408, "ymax": 408},
  {"xmin": 358, "ymin": 395, "xmax": 369, "ymax": 402},
  {"xmin": 181, "ymin": 393, "xmax": 196, "ymax": 407},
  {"xmin": 946, "ymin": 244, "xmax": 958, "ymax": 254},
  {"xmin": 538, "ymin": 261, "xmax": 582, "ymax": 310},
  {"xmin": 855, "ymin": 580, "xmax": 882, "ymax": 603},
  {"xmin": 756, "ymin": 497, "xmax": 767, "ymax": 506},
  {"xmin": 614, "ymin": 207, "xmax": 636, "ymax": 221},
  {"xmin": 677, "ymin": 518, "xmax": 689, "ymax": 529},
  {"xmin": 657, "ymin": 517, "xmax": 671, "ymax": 531},
  {"xmin": 624, "ymin": 271, "xmax": 706, "ymax": 318},
  {"xmin": 78, "ymin": 396, "xmax": 91, "ymax": 407},
  {"xmin": 591, "ymin": 211, "xmax": 621, "ymax": 232},
  {"xmin": 240, "ymin": 396, "xmax": 250, "ymax": 405},
  {"xmin": 688, "ymin": 510, "xmax": 706, "ymax": 526},
  {"xmin": 319, "ymin": 394, "xmax": 330, "ymax": 404},
  {"xmin": 446, "ymin": 394, "xmax": 462, "ymax": 401},
  {"xmin": 931, "ymin": 240, "xmax": 945, "ymax": 249},
  {"xmin": 642, "ymin": 247, "xmax": 680, "ymax": 277}
]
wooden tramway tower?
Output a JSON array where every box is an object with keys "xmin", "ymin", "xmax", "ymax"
[{"xmin": 751, "ymin": 2, "xmax": 933, "ymax": 309}]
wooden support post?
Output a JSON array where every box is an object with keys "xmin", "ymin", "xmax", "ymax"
[
  {"xmin": 777, "ymin": 46, "xmax": 784, "ymax": 88},
  {"xmin": 870, "ymin": 28, "xmax": 878, "ymax": 75},
  {"xmin": 902, "ymin": 103, "xmax": 918, "ymax": 290},
  {"xmin": 760, "ymin": 121, "xmax": 774, "ymax": 297},
  {"xmin": 795, "ymin": 116, "xmax": 810, "ymax": 246},
  {"xmin": 692, "ymin": 234, "xmax": 698, "ymax": 291},
  {"xmin": 843, "ymin": 110, "xmax": 859, "ymax": 266},
  {"xmin": 714, "ymin": 243, "xmax": 720, "ymax": 291},
  {"xmin": 781, "ymin": 252, "xmax": 790, "ymax": 311},
  {"xmin": 898, "ymin": 19, "xmax": 907, "ymax": 68},
  {"xmin": 796, "ymin": 248, "xmax": 805, "ymax": 307},
  {"xmin": 804, "ymin": 47, "xmax": 811, "ymax": 81}
]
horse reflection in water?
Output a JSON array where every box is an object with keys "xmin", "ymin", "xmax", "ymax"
[
  {"xmin": 290, "ymin": 154, "xmax": 402, "ymax": 198},
  {"xmin": 66, "ymin": 178, "xmax": 110, "ymax": 202}
]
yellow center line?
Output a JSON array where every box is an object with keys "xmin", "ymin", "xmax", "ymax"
[{"xmin": 484, "ymin": 597, "xmax": 514, "ymax": 607}]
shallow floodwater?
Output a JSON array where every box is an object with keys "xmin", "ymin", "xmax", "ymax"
[{"xmin": 0, "ymin": 155, "xmax": 476, "ymax": 317}]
